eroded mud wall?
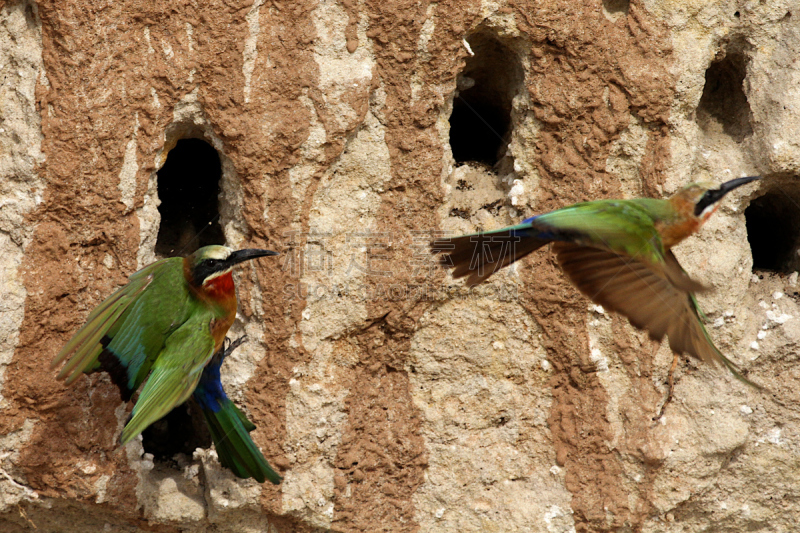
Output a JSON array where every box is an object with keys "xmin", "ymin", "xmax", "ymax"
[{"xmin": 1, "ymin": 0, "xmax": 799, "ymax": 531}]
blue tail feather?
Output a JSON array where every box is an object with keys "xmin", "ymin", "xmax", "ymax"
[{"xmin": 194, "ymin": 337, "xmax": 282, "ymax": 484}]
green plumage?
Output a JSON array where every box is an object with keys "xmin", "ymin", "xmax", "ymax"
[
  {"xmin": 52, "ymin": 256, "xmax": 220, "ymax": 442},
  {"xmin": 54, "ymin": 258, "xmax": 193, "ymax": 392},
  {"xmin": 119, "ymin": 309, "xmax": 216, "ymax": 444},
  {"xmin": 53, "ymin": 245, "xmax": 283, "ymax": 483}
]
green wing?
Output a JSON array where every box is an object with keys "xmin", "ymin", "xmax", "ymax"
[
  {"xmin": 99, "ymin": 261, "xmax": 194, "ymax": 395},
  {"xmin": 53, "ymin": 257, "xmax": 199, "ymax": 401},
  {"xmin": 119, "ymin": 310, "xmax": 216, "ymax": 444},
  {"xmin": 53, "ymin": 258, "xmax": 178, "ymax": 383}
]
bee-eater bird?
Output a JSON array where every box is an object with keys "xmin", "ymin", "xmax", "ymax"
[
  {"xmin": 431, "ymin": 176, "xmax": 762, "ymax": 388},
  {"xmin": 52, "ymin": 245, "xmax": 282, "ymax": 484}
]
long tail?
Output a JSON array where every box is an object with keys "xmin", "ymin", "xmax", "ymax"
[
  {"xmin": 194, "ymin": 337, "xmax": 282, "ymax": 484},
  {"xmin": 431, "ymin": 226, "xmax": 550, "ymax": 286}
]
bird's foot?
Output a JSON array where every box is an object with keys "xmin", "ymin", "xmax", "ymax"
[
  {"xmin": 222, "ymin": 335, "xmax": 248, "ymax": 356},
  {"xmin": 214, "ymin": 335, "xmax": 249, "ymax": 366},
  {"xmin": 653, "ymin": 352, "xmax": 679, "ymax": 423}
]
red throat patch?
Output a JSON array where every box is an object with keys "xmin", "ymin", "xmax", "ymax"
[{"xmin": 203, "ymin": 271, "xmax": 236, "ymax": 300}]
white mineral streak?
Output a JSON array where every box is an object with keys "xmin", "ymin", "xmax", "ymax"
[
  {"xmin": 409, "ymin": 299, "xmax": 574, "ymax": 532},
  {"xmin": 117, "ymin": 113, "xmax": 140, "ymax": 213},
  {"xmin": 280, "ymin": 2, "xmax": 378, "ymax": 527},
  {"xmin": 243, "ymin": 0, "xmax": 265, "ymax": 104},
  {"xmin": 0, "ymin": 0, "xmax": 45, "ymax": 404},
  {"xmin": 0, "ymin": 6, "xmax": 45, "ymax": 513}
]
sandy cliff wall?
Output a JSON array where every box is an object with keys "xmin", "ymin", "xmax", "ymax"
[{"xmin": 1, "ymin": 0, "xmax": 799, "ymax": 531}]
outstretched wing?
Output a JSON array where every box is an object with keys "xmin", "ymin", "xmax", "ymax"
[
  {"xmin": 52, "ymin": 258, "xmax": 176, "ymax": 383},
  {"xmin": 119, "ymin": 311, "xmax": 216, "ymax": 444},
  {"xmin": 554, "ymin": 243, "xmax": 761, "ymax": 389},
  {"xmin": 531, "ymin": 199, "xmax": 669, "ymax": 263}
]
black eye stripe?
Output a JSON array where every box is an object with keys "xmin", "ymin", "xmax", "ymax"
[
  {"xmin": 193, "ymin": 258, "xmax": 229, "ymax": 284},
  {"xmin": 694, "ymin": 190, "xmax": 723, "ymax": 217}
]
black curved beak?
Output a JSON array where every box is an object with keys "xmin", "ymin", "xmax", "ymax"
[
  {"xmin": 717, "ymin": 176, "xmax": 761, "ymax": 195},
  {"xmin": 226, "ymin": 248, "xmax": 280, "ymax": 267},
  {"xmin": 694, "ymin": 176, "xmax": 760, "ymax": 216}
]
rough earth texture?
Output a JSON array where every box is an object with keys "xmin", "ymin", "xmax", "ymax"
[{"xmin": 1, "ymin": 0, "xmax": 798, "ymax": 531}]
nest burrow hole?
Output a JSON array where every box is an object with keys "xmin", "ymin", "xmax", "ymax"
[
  {"xmin": 146, "ymin": 137, "xmax": 224, "ymax": 462},
  {"xmin": 745, "ymin": 187, "xmax": 800, "ymax": 273},
  {"xmin": 155, "ymin": 138, "xmax": 226, "ymax": 258},
  {"xmin": 603, "ymin": 0, "xmax": 630, "ymax": 17},
  {"xmin": 141, "ymin": 399, "xmax": 212, "ymax": 463},
  {"xmin": 449, "ymin": 32, "xmax": 523, "ymax": 166},
  {"xmin": 697, "ymin": 44, "xmax": 753, "ymax": 141}
]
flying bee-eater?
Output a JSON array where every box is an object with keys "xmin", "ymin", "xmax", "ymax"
[
  {"xmin": 52, "ymin": 245, "xmax": 282, "ymax": 484},
  {"xmin": 431, "ymin": 176, "xmax": 762, "ymax": 389}
]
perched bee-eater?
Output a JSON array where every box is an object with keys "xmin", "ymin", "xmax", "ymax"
[
  {"xmin": 431, "ymin": 176, "xmax": 761, "ymax": 388},
  {"xmin": 52, "ymin": 245, "xmax": 282, "ymax": 484}
]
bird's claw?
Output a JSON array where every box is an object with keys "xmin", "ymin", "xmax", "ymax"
[{"xmin": 221, "ymin": 335, "xmax": 248, "ymax": 359}]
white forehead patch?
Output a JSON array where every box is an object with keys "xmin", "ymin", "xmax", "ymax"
[{"xmin": 205, "ymin": 246, "xmax": 233, "ymax": 260}]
